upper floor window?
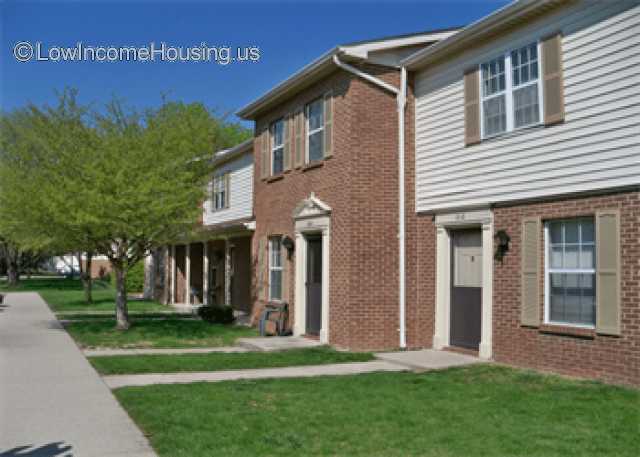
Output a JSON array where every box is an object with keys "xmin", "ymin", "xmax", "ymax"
[
  {"xmin": 268, "ymin": 236, "xmax": 283, "ymax": 301},
  {"xmin": 480, "ymin": 42, "xmax": 542, "ymax": 138},
  {"xmin": 211, "ymin": 173, "xmax": 228, "ymax": 211},
  {"xmin": 544, "ymin": 218, "xmax": 595, "ymax": 327},
  {"xmin": 306, "ymin": 98, "xmax": 324, "ymax": 163},
  {"xmin": 271, "ymin": 118, "xmax": 284, "ymax": 175}
]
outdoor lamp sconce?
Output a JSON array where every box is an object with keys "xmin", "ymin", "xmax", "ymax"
[
  {"xmin": 494, "ymin": 230, "xmax": 511, "ymax": 263},
  {"xmin": 282, "ymin": 236, "xmax": 295, "ymax": 259}
]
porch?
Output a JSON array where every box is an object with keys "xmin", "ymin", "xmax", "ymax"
[{"xmin": 167, "ymin": 225, "xmax": 253, "ymax": 316}]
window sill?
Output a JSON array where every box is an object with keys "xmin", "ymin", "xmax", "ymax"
[
  {"xmin": 266, "ymin": 174, "xmax": 284, "ymax": 183},
  {"xmin": 538, "ymin": 323, "xmax": 595, "ymax": 339},
  {"xmin": 302, "ymin": 161, "xmax": 324, "ymax": 172}
]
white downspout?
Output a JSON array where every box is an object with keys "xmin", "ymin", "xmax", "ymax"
[{"xmin": 333, "ymin": 55, "xmax": 408, "ymax": 348}]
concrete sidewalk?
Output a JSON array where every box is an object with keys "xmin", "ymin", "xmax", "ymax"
[
  {"xmin": 85, "ymin": 346, "xmax": 248, "ymax": 357},
  {"xmin": 103, "ymin": 360, "xmax": 408, "ymax": 388},
  {"xmin": 0, "ymin": 292, "xmax": 156, "ymax": 457}
]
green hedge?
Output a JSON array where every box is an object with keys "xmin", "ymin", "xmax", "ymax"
[{"xmin": 110, "ymin": 261, "xmax": 145, "ymax": 293}]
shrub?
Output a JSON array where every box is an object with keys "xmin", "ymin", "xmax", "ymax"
[
  {"xmin": 198, "ymin": 305, "xmax": 235, "ymax": 324},
  {"xmin": 110, "ymin": 261, "xmax": 145, "ymax": 293}
]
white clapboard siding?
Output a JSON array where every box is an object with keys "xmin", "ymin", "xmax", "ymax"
[
  {"xmin": 203, "ymin": 151, "xmax": 253, "ymax": 225},
  {"xmin": 414, "ymin": 0, "xmax": 640, "ymax": 212}
]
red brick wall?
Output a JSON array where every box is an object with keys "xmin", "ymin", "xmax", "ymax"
[
  {"xmin": 492, "ymin": 190, "xmax": 639, "ymax": 386},
  {"xmin": 252, "ymin": 64, "xmax": 403, "ymax": 350}
]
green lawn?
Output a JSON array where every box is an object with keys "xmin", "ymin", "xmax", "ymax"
[
  {"xmin": 0, "ymin": 277, "xmax": 168, "ymax": 314},
  {"xmin": 65, "ymin": 318, "xmax": 257, "ymax": 349},
  {"xmin": 114, "ymin": 365, "xmax": 639, "ymax": 457},
  {"xmin": 90, "ymin": 347, "xmax": 373, "ymax": 375}
]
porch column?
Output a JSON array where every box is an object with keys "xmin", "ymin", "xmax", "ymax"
[
  {"xmin": 170, "ymin": 245, "xmax": 176, "ymax": 305},
  {"xmin": 320, "ymin": 228, "xmax": 330, "ymax": 344},
  {"xmin": 203, "ymin": 242, "xmax": 209, "ymax": 305},
  {"xmin": 224, "ymin": 238, "xmax": 232, "ymax": 306},
  {"xmin": 185, "ymin": 243, "xmax": 191, "ymax": 306}
]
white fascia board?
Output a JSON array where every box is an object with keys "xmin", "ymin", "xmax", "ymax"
[{"xmin": 342, "ymin": 30, "xmax": 460, "ymax": 58}]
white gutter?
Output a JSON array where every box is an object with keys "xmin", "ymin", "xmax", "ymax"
[{"xmin": 333, "ymin": 55, "xmax": 408, "ymax": 349}]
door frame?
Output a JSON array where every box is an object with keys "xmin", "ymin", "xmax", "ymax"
[
  {"xmin": 293, "ymin": 196, "xmax": 331, "ymax": 344},
  {"xmin": 433, "ymin": 209, "xmax": 493, "ymax": 359}
]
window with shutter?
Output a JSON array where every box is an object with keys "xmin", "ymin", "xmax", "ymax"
[{"xmin": 541, "ymin": 32, "xmax": 565, "ymax": 125}]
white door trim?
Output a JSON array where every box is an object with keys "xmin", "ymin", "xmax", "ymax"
[
  {"xmin": 433, "ymin": 209, "xmax": 493, "ymax": 360},
  {"xmin": 293, "ymin": 194, "xmax": 331, "ymax": 344}
]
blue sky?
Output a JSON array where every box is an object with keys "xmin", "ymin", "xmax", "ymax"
[{"xmin": 2, "ymin": 0, "xmax": 509, "ymax": 125}]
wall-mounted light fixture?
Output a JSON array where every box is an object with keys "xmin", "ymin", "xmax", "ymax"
[
  {"xmin": 282, "ymin": 236, "xmax": 295, "ymax": 260},
  {"xmin": 494, "ymin": 230, "xmax": 510, "ymax": 263}
]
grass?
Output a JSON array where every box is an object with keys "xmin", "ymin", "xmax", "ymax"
[
  {"xmin": 114, "ymin": 365, "xmax": 639, "ymax": 457},
  {"xmin": 89, "ymin": 347, "xmax": 374, "ymax": 375},
  {"xmin": 0, "ymin": 277, "xmax": 167, "ymax": 314},
  {"xmin": 64, "ymin": 318, "xmax": 257, "ymax": 349}
]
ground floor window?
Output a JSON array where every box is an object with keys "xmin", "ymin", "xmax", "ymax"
[
  {"xmin": 269, "ymin": 236, "xmax": 282, "ymax": 301},
  {"xmin": 545, "ymin": 217, "xmax": 595, "ymax": 326}
]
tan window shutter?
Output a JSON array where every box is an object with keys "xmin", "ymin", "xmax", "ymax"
[
  {"xmin": 464, "ymin": 67, "xmax": 481, "ymax": 146},
  {"xmin": 521, "ymin": 217, "xmax": 541, "ymax": 326},
  {"xmin": 596, "ymin": 210, "xmax": 621, "ymax": 335},
  {"xmin": 261, "ymin": 128, "xmax": 270, "ymax": 179},
  {"xmin": 541, "ymin": 32, "xmax": 565, "ymax": 126},
  {"xmin": 323, "ymin": 92, "xmax": 333, "ymax": 158},
  {"xmin": 257, "ymin": 237, "xmax": 266, "ymax": 301},
  {"xmin": 224, "ymin": 173, "xmax": 230, "ymax": 209},
  {"xmin": 294, "ymin": 108, "xmax": 304, "ymax": 168},
  {"xmin": 283, "ymin": 115, "xmax": 291, "ymax": 171}
]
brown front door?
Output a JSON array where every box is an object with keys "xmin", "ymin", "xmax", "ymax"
[
  {"xmin": 450, "ymin": 229, "xmax": 482, "ymax": 350},
  {"xmin": 306, "ymin": 235, "xmax": 323, "ymax": 335}
]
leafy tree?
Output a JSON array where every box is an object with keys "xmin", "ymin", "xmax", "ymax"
[{"xmin": 0, "ymin": 90, "xmax": 250, "ymax": 328}]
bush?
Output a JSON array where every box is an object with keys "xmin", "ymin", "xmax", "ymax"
[
  {"xmin": 198, "ymin": 305, "xmax": 235, "ymax": 324},
  {"xmin": 110, "ymin": 261, "xmax": 145, "ymax": 293}
]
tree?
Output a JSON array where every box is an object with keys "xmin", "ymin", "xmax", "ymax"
[{"xmin": 0, "ymin": 90, "xmax": 250, "ymax": 328}]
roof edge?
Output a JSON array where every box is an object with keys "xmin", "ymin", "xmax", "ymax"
[
  {"xmin": 402, "ymin": 0, "xmax": 564, "ymax": 70},
  {"xmin": 212, "ymin": 138, "xmax": 253, "ymax": 165}
]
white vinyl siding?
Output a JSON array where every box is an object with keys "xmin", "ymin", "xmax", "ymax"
[
  {"xmin": 414, "ymin": 0, "xmax": 640, "ymax": 212},
  {"xmin": 203, "ymin": 151, "xmax": 253, "ymax": 226}
]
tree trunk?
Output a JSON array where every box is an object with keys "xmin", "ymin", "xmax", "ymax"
[
  {"xmin": 7, "ymin": 262, "xmax": 19, "ymax": 286},
  {"xmin": 143, "ymin": 251, "xmax": 156, "ymax": 300},
  {"xmin": 81, "ymin": 252, "xmax": 93, "ymax": 304},
  {"xmin": 114, "ymin": 265, "xmax": 130, "ymax": 330}
]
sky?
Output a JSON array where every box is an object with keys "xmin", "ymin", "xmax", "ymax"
[{"xmin": 2, "ymin": 0, "xmax": 510, "ymax": 125}]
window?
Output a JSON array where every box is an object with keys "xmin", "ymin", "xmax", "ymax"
[
  {"xmin": 306, "ymin": 98, "xmax": 324, "ymax": 163},
  {"xmin": 544, "ymin": 218, "xmax": 595, "ymax": 327},
  {"xmin": 269, "ymin": 236, "xmax": 283, "ymax": 301},
  {"xmin": 271, "ymin": 119, "xmax": 284, "ymax": 175},
  {"xmin": 480, "ymin": 42, "xmax": 542, "ymax": 138},
  {"xmin": 211, "ymin": 173, "xmax": 228, "ymax": 211}
]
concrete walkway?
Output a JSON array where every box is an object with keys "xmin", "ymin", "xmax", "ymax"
[
  {"xmin": 236, "ymin": 336, "xmax": 323, "ymax": 351},
  {"xmin": 375, "ymin": 349, "xmax": 483, "ymax": 371},
  {"xmin": 0, "ymin": 292, "xmax": 157, "ymax": 457},
  {"xmin": 103, "ymin": 360, "xmax": 408, "ymax": 388}
]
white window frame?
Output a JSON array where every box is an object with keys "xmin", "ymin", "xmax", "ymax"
[
  {"xmin": 305, "ymin": 97, "xmax": 324, "ymax": 163},
  {"xmin": 543, "ymin": 218, "xmax": 596, "ymax": 329},
  {"xmin": 211, "ymin": 173, "xmax": 227, "ymax": 212},
  {"xmin": 479, "ymin": 41, "xmax": 544, "ymax": 140},
  {"xmin": 271, "ymin": 118, "xmax": 285, "ymax": 175},
  {"xmin": 268, "ymin": 236, "xmax": 283, "ymax": 302}
]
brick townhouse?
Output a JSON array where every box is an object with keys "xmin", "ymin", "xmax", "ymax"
[
  {"xmin": 236, "ymin": 29, "xmax": 459, "ymax": 348},
  {"xmin": 152, "ymin": 0, "xmax": 639, "ymax": 386},
  {"xmin": 403, "ymin": 0, "xmax": 639, "ymax": 386}
]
